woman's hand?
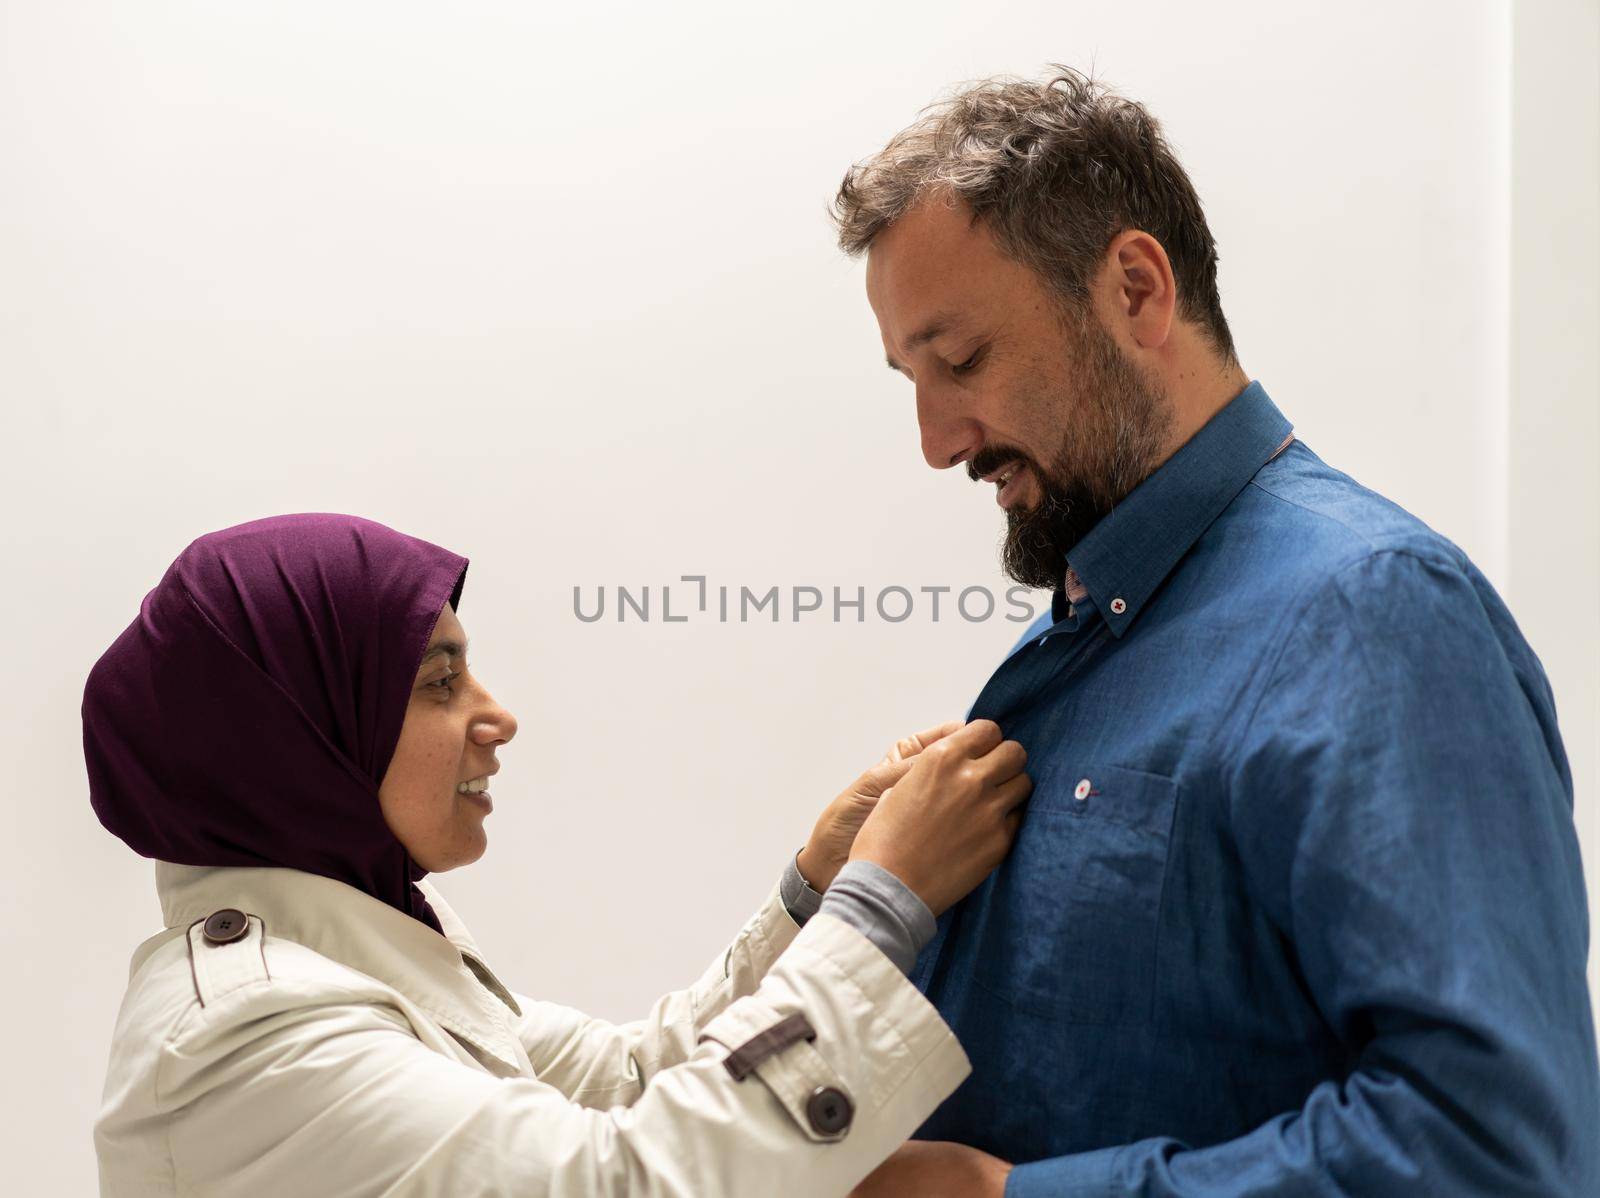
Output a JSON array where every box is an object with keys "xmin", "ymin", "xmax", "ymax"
[
  {"xmin": 848, "ymin": 718, "xmax": 1031, "ymax": 917},
  {"xmin": 796, "ymin": 720, "xmax": 966, "ymax": 893}
]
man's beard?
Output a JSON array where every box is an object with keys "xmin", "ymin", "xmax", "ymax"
[{"xmin": 995, "ymin": 308, "xmax": 1174, "ymax": 591}]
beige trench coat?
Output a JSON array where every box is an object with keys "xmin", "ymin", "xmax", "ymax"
[{"xmin": 94, "ymin": 861, "xmax": 971, "ymax": 1196}]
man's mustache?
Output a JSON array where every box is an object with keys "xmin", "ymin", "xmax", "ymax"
[{"xmin": 967, "ymin": 447, "xmax": 1039, "ymax": 484}]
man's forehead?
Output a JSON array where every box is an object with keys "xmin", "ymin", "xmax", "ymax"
[
  {"xmin": 867, "ymin": 198, "xmax": 985, "ymax": 294},
  {"xmin": 866, "ymin": 198, "xmax": 1005, "ymax": 346}
]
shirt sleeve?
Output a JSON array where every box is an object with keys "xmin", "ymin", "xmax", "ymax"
[
  {"xmin": 1005, "ymin": 547, "xmax": 1600, "ymax": 1197},
  {"xmin": 154, "ymin": 909, "xmax": 971, "ymax": 1197},
  {"xmin": 781, "ymin": 847, "xmax": 826, "ymax": 925},
  {"xmin": 817, "ymin": 859, "xmax": 937, "ymax": 975},
  {"xmin": 782, "ymin": 848, "xmax": 937, "ymax": 973}
]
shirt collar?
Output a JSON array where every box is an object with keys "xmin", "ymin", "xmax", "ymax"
[
  {"xmin": 1057, "ymin": 379, "xmax": 1293, "ymax": 637},
  {"xmin": 155, "ymin": 860, "xmax": 526, "ymax": 1072}
]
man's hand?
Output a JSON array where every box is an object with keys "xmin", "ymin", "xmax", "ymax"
[
  {"xmin": 796, "ymin": 720, "xmax": 965, "ymax": 892},
  {"xmin": 849, "ymin": 1140, "xmax": 1013, "ymax": 1197}
]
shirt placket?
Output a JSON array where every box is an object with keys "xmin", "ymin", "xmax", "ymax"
[{"xmin": 909, "ymin": 604, "xmax": 1110, "ymax": 994}]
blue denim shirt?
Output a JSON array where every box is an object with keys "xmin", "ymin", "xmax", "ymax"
[{"xmin": 910, "ymin": 380, "xmax": 1599, "ymax": 1195}]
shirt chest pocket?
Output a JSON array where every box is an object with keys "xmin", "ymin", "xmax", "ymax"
[{"xmin": 969, "ymin": 762, "xmax": 1179, "ymax": 1026}]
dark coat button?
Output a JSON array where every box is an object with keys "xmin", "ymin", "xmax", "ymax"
[
  {"xmin": 202, "ymin": 908, "xmax": 249, "ymax": 944},
  {"xmin": 806, "ymin": 1085, "xmax": 853, "ymax": 1136}
]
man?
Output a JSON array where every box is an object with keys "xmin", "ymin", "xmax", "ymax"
[{"xmin": 830, "ymin": 65, "xmax": 1599, "ymax": 1196}]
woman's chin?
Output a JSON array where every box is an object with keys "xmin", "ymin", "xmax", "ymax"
[
  {"xmin": 415, "ymin": 826, "xmax": 489, "ymax": 874},
  {"xmin": 454, "ymin": 832, "xmax": 490, "ymax": 870}
]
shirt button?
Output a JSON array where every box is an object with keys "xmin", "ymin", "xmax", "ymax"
[
  {"xmin": 1109, "ymin": 597, "xmax": 1127, "ymax": 615},
  {"xmin": 1074, "ymin": 778, "xmax": 1092, "ymax": 801},
  {"xmin": 202, "ymin": 908, "xmax": 249, "ymax": 944},
  {"xmin": 806, "ymin": 1085, "xmax": 854, "ymax": 1136}
]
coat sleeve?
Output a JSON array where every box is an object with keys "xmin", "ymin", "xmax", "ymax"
[
  {"xmin": 1004, "ymin": 548, "xmax": 1600, "ymax": 1196},
  {"xmin": 154, "ymin": 907, "xmax": 970, "ymax": 1198},
  {"xmin": 509, "ymin": 875, "xmax": 803, "ymax": 1108}
]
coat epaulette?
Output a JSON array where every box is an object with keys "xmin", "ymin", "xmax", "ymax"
[{"xmin": 184, "ymin": 908, "xmax": 270, "ymax": 1007}]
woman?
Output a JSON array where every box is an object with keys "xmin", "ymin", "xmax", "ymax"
[{"xmin": 86, "ymin": 513, "xmax": 1032, "ymax": 1196}]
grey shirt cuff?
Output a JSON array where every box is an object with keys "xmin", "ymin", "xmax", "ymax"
[
  {"xmin": 779, "ymin": 850, "xmax": 936, "ymax": 976},
  {"xmin": 780, "ymin": 848, "xmax": 826, "ymax": 924}
]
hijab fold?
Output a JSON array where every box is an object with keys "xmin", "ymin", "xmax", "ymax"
[{"xmin": 83, "ymin": 513, "xmax": 469, "ymax": 934}]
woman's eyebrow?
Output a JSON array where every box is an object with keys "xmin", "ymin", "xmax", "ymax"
[{"xmin": 418, "ymin": 638, "xmax": 469, "ymax": 668}]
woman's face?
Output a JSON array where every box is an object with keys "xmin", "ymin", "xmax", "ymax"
[{"xmin": 378, "ymin": 602, "xmax": 517, "ymax": 872}]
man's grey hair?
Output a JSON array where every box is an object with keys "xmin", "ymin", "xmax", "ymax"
[{"xmin": 828, "ymin": 64, "xmax": 1239, "ymax": 367}]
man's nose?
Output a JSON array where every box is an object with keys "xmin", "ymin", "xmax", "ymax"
[{"xmin": 916, "ymin": 383, "xmax": 981, "ymax": 471}]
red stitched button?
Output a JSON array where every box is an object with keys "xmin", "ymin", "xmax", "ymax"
[
  {"xmin": 202, "ymin": 909, "xmax": 249, "ymax": 944},
  {"xmin": 806, "ymin": 1085, "xmax": 853, "ymax": 1136}
]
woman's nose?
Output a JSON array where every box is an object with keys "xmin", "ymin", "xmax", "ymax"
[{"xmin": 475, "ymin": 692, "xmax": 517, "ymax": 745}]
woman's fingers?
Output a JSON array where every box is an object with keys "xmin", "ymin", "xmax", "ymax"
[
  {"xmin": 991, "ymin": 771, "xmax": 1034, "ymax": 811},
  {"xmin": 948, "ymin": 718, "xmax": 1004, "ymax": 757},
  {"xmin": 983, "ymin": 738, "xmax": 1029, "ymax": 779},
  {"xmin": 854, "ymin": 755, "xmax": 917, "ymax": 800},
  {"xmin": 886, "ymin": 718, "xmax": 968, "ymax": 763}
]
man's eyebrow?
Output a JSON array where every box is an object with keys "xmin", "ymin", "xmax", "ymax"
[
  {"xmin": 419, "ymin": 638, "xmax": 468, "ymax": 667},
  {"xmin": 885, "ymin": 311, "xmax": 969, "ymax": 372}
]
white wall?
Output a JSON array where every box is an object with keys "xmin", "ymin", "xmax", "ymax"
[
  {"xmin": 1, "ymin": 1, "xmax": 1593, "ymax": 1189},
  {"xmin": 1509, "ymin": 0, "xmax": 1600, "ymax": 1034}
]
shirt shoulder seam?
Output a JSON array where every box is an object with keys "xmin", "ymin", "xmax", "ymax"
[
  {"xmin": 1243, "ymin": 475, "xmax": 1384, "ymax": 555},
  {"xmin": 1214, "ymin": 541, "xmax": 1468, "ymax": 783}
]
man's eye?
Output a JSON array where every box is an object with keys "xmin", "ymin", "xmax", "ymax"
[{"xmin": 952, "ymin": 350, "xmax": 982, "ymax": 376}]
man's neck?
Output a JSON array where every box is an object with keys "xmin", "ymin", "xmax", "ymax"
[{"xmin": 1155, "ymin": 362, "xmax": 1251, "ymax": 467}]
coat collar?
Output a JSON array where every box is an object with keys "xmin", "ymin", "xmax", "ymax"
[
  {"xmin": 155, "ymin": 860, "xmax": 526, "ymax": 1072},
  {"xmin": 1054, "ymin": 378, "xmax": 1294, "ymax": 636}
]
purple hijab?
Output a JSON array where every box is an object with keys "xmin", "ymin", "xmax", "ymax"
[{"xmin": 83, "ymin": 513, "xmax": 469, "ymax": 935}]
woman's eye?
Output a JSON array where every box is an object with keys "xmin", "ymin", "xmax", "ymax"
[
  {"xmin": 952, "ymin": 349, "xmax": 982, "ymax": 376},
  {"xmin": 427, "ymin": 671, "xmax": 461, "ymax": 694}
]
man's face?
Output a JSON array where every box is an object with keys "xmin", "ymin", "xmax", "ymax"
[{"xmin": 865, "ymin": 194, "xmax": 1174, "ymax": 589}]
